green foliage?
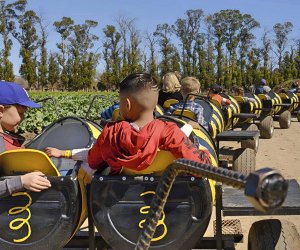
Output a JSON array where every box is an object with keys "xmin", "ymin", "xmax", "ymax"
[
  {"xmin": 18, "ymin": 91, "xmax": 118, "ymax": 133},
  {"xmin": 273, "ymin": 22, "xmax": 293, "ymax": 69},
  {"xmin": 48, "ymin": 53, "xmax": 60, "ymax": 89},
  {"xmin": 37, "ymin": 17, "xmax": 48, "ymax": 89},
  {"xmin": 0, "ymin": 4, "xmax": 299, "ymax": 90},
  {"xmin": 13, "ymin": 10, "xmax": 40, "ymax": 87},
  {"xmin": 0, "ymin": 0, "xmax": 27, "ymax": 81}
]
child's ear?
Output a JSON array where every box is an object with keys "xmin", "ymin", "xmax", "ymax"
[
  {"xmin": 126, "ymin": 98, "xmax": 131, "ymax": 111},
  {"xmin": 0, "ymin": 105, "xmax": 4, "ymax": 118}
]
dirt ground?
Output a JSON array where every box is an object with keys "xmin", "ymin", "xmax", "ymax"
[{"xmin": 204, "ymin": 115, "xmax": 300, "ymax": 249}]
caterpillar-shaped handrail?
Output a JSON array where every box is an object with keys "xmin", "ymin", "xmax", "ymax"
[{"xmin": 135, "ymin": 159, "xmax": 246, "ymax": 250}]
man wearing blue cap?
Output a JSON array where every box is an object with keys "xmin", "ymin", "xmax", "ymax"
[{"xmin": 0, "ymin": 81, "xmax": 51, "ymax": 198}]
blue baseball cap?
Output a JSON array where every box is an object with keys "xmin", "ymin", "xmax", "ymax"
[
  {"xmin": 261, "ymin": 79, "xmax": 266, "ymax": 85},
  {"xmin": 0, "ymin": 81, "xmax": 41, "ymax": 108}
]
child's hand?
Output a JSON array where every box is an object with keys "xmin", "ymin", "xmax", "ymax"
[
  {"xmin": 44, "ymin": 147, "xmax": 64, "ymax": 158},
  {"xmin": 187, "ymin": 120, "xmax": 201, "ymax": 130},
  {"xmin": 21, "ymin": 171, "xmax": 51, "ymax": 192}
]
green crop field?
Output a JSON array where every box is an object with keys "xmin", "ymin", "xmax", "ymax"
[{"xmin": 20, "ymin": 91, "xmax": 118, "ymax": 133}]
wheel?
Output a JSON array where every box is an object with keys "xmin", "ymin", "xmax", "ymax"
[
  {"xmin": 279, "ymin": 110, "xmax": 291, "ymax": 129},
  {"xmin": 241, "ymin": 123, "xmax": 259, "ymax": 152},
  {"xmin": 232, "ymin": 148, "xmax": 256, "ymax": 175},
  {"xmin": 259, "ymin": 116, "xmax": 274, "ymax": 139},
  {"xmin": 297, "ymin": 110, "xmax": 300, "ymax": 122},
  {"xmin": 248, "ymin": 219, "xmax": 300, "ymax": 250}
]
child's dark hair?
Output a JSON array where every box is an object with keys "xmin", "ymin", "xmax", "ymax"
[
  {"xmin": 210, "ymin": 83, "xmax": 222, "ymax": 94},
  {"xmin": 119, "ymin": 73, "xmax": 158, "ymax": 93}
]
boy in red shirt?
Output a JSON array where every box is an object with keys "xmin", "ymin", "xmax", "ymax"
[
  {"xmin": 87, "ymin": 73, "xmax": 211, "ymax": 174},
  {"xmin": 208, "ymin": 83, "xmax": 231, "ymax": 107},
  {"xmin": 0, "ymin": 82, "xmax": 51, "ymax": 198}
]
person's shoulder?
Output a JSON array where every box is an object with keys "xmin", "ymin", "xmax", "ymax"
[
  {"xmin": 155, "ymin": 119, "xmax": 179, "ymax": 131},
  {"xmin": 100, "ymin": 121, "xmax": 131, "ymax": 140},
  {"xmin": 104, "ymin": 120, "xmax": 129, "ymax": 130}
]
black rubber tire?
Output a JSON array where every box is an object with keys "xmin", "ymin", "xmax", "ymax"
[
  {"xmin": 279, "ymin": 110, "xmax": 291, "ymax": 129},
  {"xmin": 241, "ymin": 123, "xmax": 259, "ymax": 152},
  {"xmin": 232, "ymin": 148, "xmax": 256, "ymax": 175},
  {"xmin": 259, "ymin": 116, "xmax": 274, "ymax": 139},
  {"xmin": 297, "ymin": 110, "xmax": 300, "ymax": 122},
  {"xmin": 248, "ymin": 219, "xmax": 300, "ymax": 250}
]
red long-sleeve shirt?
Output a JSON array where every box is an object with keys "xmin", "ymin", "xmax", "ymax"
[{"xmin": 88, "ymin": 119, "xmax": 211, "ymax": 174}]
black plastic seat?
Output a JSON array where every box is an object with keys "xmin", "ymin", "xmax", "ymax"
[
  {"xmin": 0, "ymin": 176, "xmax": 80, "ymax": 250},
  {"xmin": 89, "ymin": 175, "xmax": 213, "ymax": 250}
]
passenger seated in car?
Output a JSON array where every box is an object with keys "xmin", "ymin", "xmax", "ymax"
[
  {"xmin": 158, "ymin": 72, "xmax": 183, "ymax": 108},
  {"xmin": 262, "ymin": 85, "xmax": 272, "ymax": 100},
  {"xmin": 100, "ymin": 102, "xmax": 120, "ymax": 120},
  {"xmin": 208, "ymin": 83, "xmax": 231, "ymax": 107},
  {"xmin": 165, "ymin": 76, "xmax": 208, "ymax": 130},
  {"xmin": 46, "ymin": 73, "xmax": 211, "ymax": 175},
  {"xmin": 0, "ymin": 82, "xmax": 51, "ymax": 198},
  {"xmin": 289, "ymin": 82, "xmax": 299, "ymax": 93},
  {"xmin": 232, "ymin": 86, "xmax": 256, "ymax": 103}
]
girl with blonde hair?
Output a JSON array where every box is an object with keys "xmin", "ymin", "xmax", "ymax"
[{"xmin": 158, "ymin": 72, "xmax": 183, "ymax": 107}]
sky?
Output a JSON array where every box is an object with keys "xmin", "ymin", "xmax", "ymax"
[{"xmin": 7, "ymin": 0, "xmax": 300, "ymax": 75}]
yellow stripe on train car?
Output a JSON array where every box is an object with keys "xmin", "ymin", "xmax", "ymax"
[
  {"xmin": 254, "ymin": 95, "xmax": 262, "ymax": 115},
  {"xmin": 193, "ymin": 129, "xmax": 216, "ymax": 155},
  {"xmin": 210, "ymin": 122, "xmax": 217, "ymax": 139},
  {"xmin": 212, "ymin": 114, "xmax": 222, "ymax": 132},
  {"xmin": 212, "ymin": 110, "xmax": 224, "ymax": 132},
  {"xmin": 87, "ymin": 122, "xmax": 101, "ymax": 139}
]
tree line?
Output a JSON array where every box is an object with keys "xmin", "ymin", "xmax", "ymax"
[{"xmin": 0, "ymin": 0, "xmax": 299, "ymax": 90}]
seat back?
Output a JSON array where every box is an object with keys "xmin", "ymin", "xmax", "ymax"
[
  {"xmin": 163, "ymin": 99, "xmax": 179, "ymax": 108},
  {"xmin": 0, "ymin": 149, "xmax": 60, "ymax": 176},
  {"xmin": 172, "ymin": 109, "xmax": 196, "ymax": 120},
  {"xmin": 234, "ymin": 96, "xmax": 245, "ymax": 103}
]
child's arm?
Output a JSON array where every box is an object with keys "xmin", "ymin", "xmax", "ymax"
[
  {"xmin": 221, "ymin": 97, "xmax": 231, "ymax": 106},
  {"xmin": 0, "ymin": 171, "xmax": 51, "ymax": 198},
  {"xmin": 44, "ymin": 147, "xmax": 65, "ymax": 158},
  {"xmin": 45, "ymin": 147, "xmax": 90, "ymax": 161},
  {"xmin": 0, "ymin": 177, "xmax": 23, "ymax": 198},
  {"xmin": 244, "ymin": 97, "xmax": 256, "ymax": 103},
  {"xmin": 160, "ymin": 123, "xmax": 211, "ymax": 165},
  {"xmin": 87, "ymin": 139, "xmax": 105, "ymax": 169}
]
